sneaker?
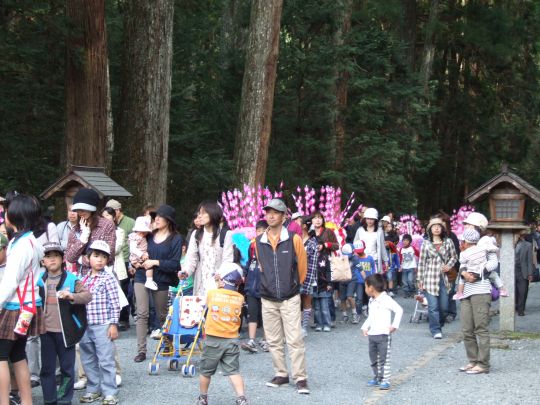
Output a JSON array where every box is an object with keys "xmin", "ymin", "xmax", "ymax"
[
  {"xmin": 235, "ymin": 396, "xmax": 249, "ymax": 405},
  {"xmin": 150, "ymin": 329, "xmax": 162, "ymax": 340},
  {"xmin": 80, "ymin": 392, "xmax": 103, "ymax": 403},
  {"xmin": 446, "ymin": 314, "xmax": 456, "ymax": 323},
  {"xmin": 499, "ymin": 287, "xmax": 509, "ymax": 297},
  {"xmin": 342, "ymin": 314, "xmax": 349, "ymax": 323},
  {"xmin": 379, "ymin": 382, "xmax": 391, "ymax": 390},
  {"xmin": 266, "ymin": 376, "xmax": 290, "ymax": 388},
  {"xmin": 352, "ymin": 314, "xmax": 360, "ymax": 324},
  {"xmin": 296, "ymin": 379, "xmax": 310, "ymax": 394},
  {"xmin": 102, "ymin": 395, "xmax": 119, "ymax": 405},
  {"xmin": 9, "ymin": 392, "xmax": 21, "ymax": 405},
  {"xmin": 433, "ymin": 333, "xmax": 442, "ymax": 339},
  {"xmin": 241, "ymin": 340, "xmax": 258, "ymax": 353},
  {"xmin": 322, "ymin": 326, "xmax": 331, "ymax": 332},
  {"xmin": 145, "ymin": 280, "xmax": 158, "ymax": 290},
  {"xmin": 115, "ymin": 374, "xmax": 122, "ymax": 387},
  {"xmin": 314, "ymin": 326, "xmax": 322, "ymax": 332},
  {"xmin": 453, "ymin": 292, "xmax": 464, "ymax": 300},
  {"xmin": 367, "ymin": 378, "xmax": 380, "ymax": 387},
  {"xmin": 259, "ymin": 339, "xmax": 270, "ymax": 352},
  {"xmin": 195, "ymin": 394, "xmax": 208, "ymax": 405},
  {"xmin": 362, "ymin": 306, "xmax": 368, "ymax": 317},
  {"xmin": 74, "ymin": 379, "xmax": 87, "ymax": 390}
]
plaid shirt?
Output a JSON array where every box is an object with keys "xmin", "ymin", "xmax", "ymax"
[
  {"xmin": 82, "ymin": 271, "xmax": 120, "ymax": 325},
  {"xmin": 301, "ymin": 236, "xmax": 319, "ymax": 292},
  {"xmin": 417, "ymin": 238, "xmax": 457, "ymax": 296}
]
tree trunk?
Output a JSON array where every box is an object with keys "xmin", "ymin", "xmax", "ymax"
[
  {"xmin": 233, "ymin": 0, "xmax": 283, "ymax": 187},
  {"xmin": 332, "ymin": 0, "xmax": 353, "ymax": 179},
  {"xmin": 114, "ymin": 0, "xmax": 174, "ymax": 210},
  {"xmin": 64, "ymin": 0, "xmax": 108, "ymax": 170},
  {"xmin": 401, "ymin": 0, "xmax": 417, "ymax": 73},
  {"xmin": 420, "ymin": 0, "xmax": 440, "ymax": 96}
]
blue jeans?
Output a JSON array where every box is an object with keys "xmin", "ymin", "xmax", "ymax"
[
  {"xmin": 402, "ymin": 269, "xmax": 416, "ymax": 294},
  {"xmin": 80, "ymin": 324, "xmax": 118, "ymax": 397},
  {"xmin": 355, "ymin": 283, "xmax": 365, "ymax": 315},
  {"xmin": 423, "ymin": 276, "xmax": 449, "ymax": 336},
  {"xmin": 313, "ymin": 291, "xmax": 332, "ymax": 328}
]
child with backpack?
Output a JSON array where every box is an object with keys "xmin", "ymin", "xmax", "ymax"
[
  {"xmin": 241, "ymin": 221, "xmax": 269, "ymax": 354},
  {"xmin": 196, "ymin": 263, "xmax": 248, "ymax": 405},
  {"xmin": 38, "ymin": 242, "xmax": 92, "ymax": 405},
  {"xmin": 349, "ymin": 240, "xmax": 376, "ymax": 318}
]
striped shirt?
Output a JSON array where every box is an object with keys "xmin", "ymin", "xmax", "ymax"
[{"xmin": 83, "ymin": 270, "xmax": 120, "ymax": 325}]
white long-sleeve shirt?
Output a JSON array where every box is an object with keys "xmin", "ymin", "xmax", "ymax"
[
  {"xmin": 361, "ymin": 291, "xmax": 403, "ymax": 335},
  {"xmin": 0, "ymin": 232, "xmax": 44, "ymax": 309}
]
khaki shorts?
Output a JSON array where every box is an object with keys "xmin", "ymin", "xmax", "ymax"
[{"xmin": 199, "ymin": 335, "xmax": 240, "ymax": 377}]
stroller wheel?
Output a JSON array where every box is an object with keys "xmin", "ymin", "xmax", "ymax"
[
  {"xmin": 148, "ymin": 362, "xmax": 160, "ymax": 375},
  {"xmin": 188, "ymin": 364, "xmax": 196, "ymax": 377},
  {"xmin": 181, "ymin": 364, "xmax": 188, "ymax": 377},
  {"xmin": 168, "ymin": 359, "xmax": 179, "ymax": 371}
]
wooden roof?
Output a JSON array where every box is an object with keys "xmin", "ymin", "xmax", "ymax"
[
  {"xmin": 40, "ymin": 166, "xmax": 132, "ymax": 200},
  {"xmin": 466, "ymin": 165, "xmax": 540, "ymax": 204}
]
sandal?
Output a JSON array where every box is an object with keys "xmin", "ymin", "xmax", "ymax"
[
  {"xmin": 458, "ymin": 363, "xmax": 475, "ymax": 372},
  {"xmin": 466, "ymin": 366, "xmax": 489, "ymax": 374}
]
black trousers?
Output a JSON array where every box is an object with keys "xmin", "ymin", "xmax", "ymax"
[
  {"xmin": 40, "ymin": 332, "xmax": 75, "ymax": 405},
  {"xmin": 515, "ymin": 276, "xmax": 529, "ymax": 314}
]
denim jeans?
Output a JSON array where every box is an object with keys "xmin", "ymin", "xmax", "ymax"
[
  {"xmin": 402, "ymin": 269, "xmax": 416, "ymax": 294},
  {"xmin": 355, "ymin": 283, "xmax": 365, "ymax": 315},
  {"xmin": 423, "ymin": 276, "xmax": 449, "ymax": 336},
  {"xmin": 313, "ymin": 290, "xmax": 332, "ymax": 328},
  {"xmin": 40, "ymin": 332, "xmax": 75, "ymax": 404}
]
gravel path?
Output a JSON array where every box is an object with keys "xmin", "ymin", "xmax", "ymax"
[{"xmin": 31, "ymin": 283, "xmax": 540, "ymax": 404}]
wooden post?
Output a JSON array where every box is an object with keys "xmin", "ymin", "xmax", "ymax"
[{"xmin": 499, "ymin": 230, "xmax": 515, "ymax": 331}]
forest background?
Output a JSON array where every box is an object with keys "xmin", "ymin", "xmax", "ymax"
[{"xmin": 1, "ymin": 1, "xmax": 540, "ymax": 229}]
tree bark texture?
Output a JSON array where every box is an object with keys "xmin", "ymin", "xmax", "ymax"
[
  {"xmin": 64, "ymin": 0, "xmax": 108, "ymax": 170},
  {"xmin": 234, "ymin": 0, "xmax": 283, "ymax": 187},
  {"xmin": 332, "ymin": 0, "xmax": 353, "ymax": 178},
  {"xmin": 114, "ymin": 0, "xmax": 174, "ymax": 209},
  {"xmin": 420, "ymin": 0, "xmax": 440, "ymax": 96},
  {"xmin": 401, "ymin": 0, "xmax": 417, "ymax": 73}
]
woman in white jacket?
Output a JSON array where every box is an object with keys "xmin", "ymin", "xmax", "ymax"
[
  {"xmin": 0, "ymin": 194, "xmax": 45, "ymax": 405},
  {"xmin": 354, "ymin": 208, "xmax": 388, "ymax": 274},
  {"xmin": 181, "ymin": 201, "xmax": 234, "ymax": 296}
]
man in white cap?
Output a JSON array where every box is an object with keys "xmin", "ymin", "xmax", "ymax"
[{"xmin": 255, "ymin": 198, "xmax": 310, "ymax": 395}]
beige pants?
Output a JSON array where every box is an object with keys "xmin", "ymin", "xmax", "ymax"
[
  {"xmin": 134, "ymin": 282, "xmax": 169, "ymax": 355},
  {"xmin": 460, "ymin": 293, "xmax": 491, "ymax": 370},
  {"xmin": 261, "ymin": 294, "xmax": 307, "ymax": 382}
]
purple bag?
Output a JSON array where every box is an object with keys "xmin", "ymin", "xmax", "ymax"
[{"xmin": 491, "ymin": 284, "xmax": 500, "ymax": 301}]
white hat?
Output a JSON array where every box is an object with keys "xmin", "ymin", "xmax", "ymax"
[
  {"xmin": 132, "ymin": 216, "xmax": 152, "ymax": 233},
  {"xmin": 88, "ymin": 240, "xmax": 111, "ymax": 255},
  {"xmin": 364, "ymin": 208, "xmax": 379, "ymax": 220},
  {"xmin": 291, "ymin": 212, "xmax": 302, "ymax": 220},
  {"xmin": 381, "ymin": 215, "xmax": 391, "ymax": 223},
  {"xmin": 463, "ymin": 212, "xmax": 488, "ymax": 231},
  {"xmin": 341, "ymin": 244, "xmax": 353, "ymax": 256}
]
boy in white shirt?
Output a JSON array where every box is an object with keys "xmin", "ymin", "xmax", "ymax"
[{"xmin": 361, "ymin": 274, "xmax": 403, "ymax": 390}]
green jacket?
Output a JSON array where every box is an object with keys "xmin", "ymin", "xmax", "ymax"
[{"xmin": 117, "ymin": 215, "xmax": 135, "ymax": 262}]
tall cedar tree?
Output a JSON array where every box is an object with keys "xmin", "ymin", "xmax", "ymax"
[{"xmin": 114, "ymin": 0, "xmax": 174, "ymax": 210}]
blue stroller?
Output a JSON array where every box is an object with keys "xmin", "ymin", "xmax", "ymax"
[{"xmin": 148, "ymin": 284, "xmax": 206, "ymax": 377}]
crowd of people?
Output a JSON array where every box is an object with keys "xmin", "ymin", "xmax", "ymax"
[{"xmin": 0, "ymin": 188, "xmax": 538, "ymax": 405}]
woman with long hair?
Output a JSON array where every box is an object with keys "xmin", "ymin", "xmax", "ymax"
[
  {"xmin": 181, "ymin": 201, "xmax": 234, "ymax": 297},
  {"xmin": 132, "ymin": 204, "xmax": 182, "ymax": 363},
  {"xmin": 353, "ymin": 208, "xmax": 388, "ymax": 274},
  {"xmin": 0, "ymin": 194, "xmax": 45, "ymax": 405},
  {"xmin": 417, "ymin": 217, "xmax": 458, "ymax": 339}
]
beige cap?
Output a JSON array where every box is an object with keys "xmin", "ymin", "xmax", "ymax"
[{"xmin": 105, "ymin": 199, "xmax": 122, "ymax": 210}]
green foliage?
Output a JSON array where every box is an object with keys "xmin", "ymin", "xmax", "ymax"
[{"xmin": 1, "ymin": 0, "xmax": 540, "ymax": 229}]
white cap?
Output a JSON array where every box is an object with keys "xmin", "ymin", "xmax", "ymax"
[
  {"xmin": 291, "ymin": 212, "xmax": 302, "ymax": 220},
  {"xmin": 364, "ymin": 208, "xmax": 379, "ymax": 220},
  {"xmin": 341, "ymin": 244, "xmax": 353, "ymax": 255},
  {"xmin": 132, "ymin": 216, "xmax": 152, "ymax": 233},
  {"xmin": 463, "ymin": 212, "xmax": 488, "ymax": 231},
  {"xmin": 88, "ymin": 240, "xmax": 111, "ymax": 255},
  {"xmin": 381, "ymin": 215, "xmax": 391, "ymax": 223}
]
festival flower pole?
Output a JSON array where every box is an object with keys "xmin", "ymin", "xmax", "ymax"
[{"xmin": 450, "ymin": 205, "xmax": 476, "ymax": 240}]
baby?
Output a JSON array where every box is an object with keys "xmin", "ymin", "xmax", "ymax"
[
  {"xmin": 453, "ymin": 229, "xmax": 507, "ymax": 300},
  {"xmin": 129, "ymin": 216, "xmax": 155, "ymax": 290}
]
